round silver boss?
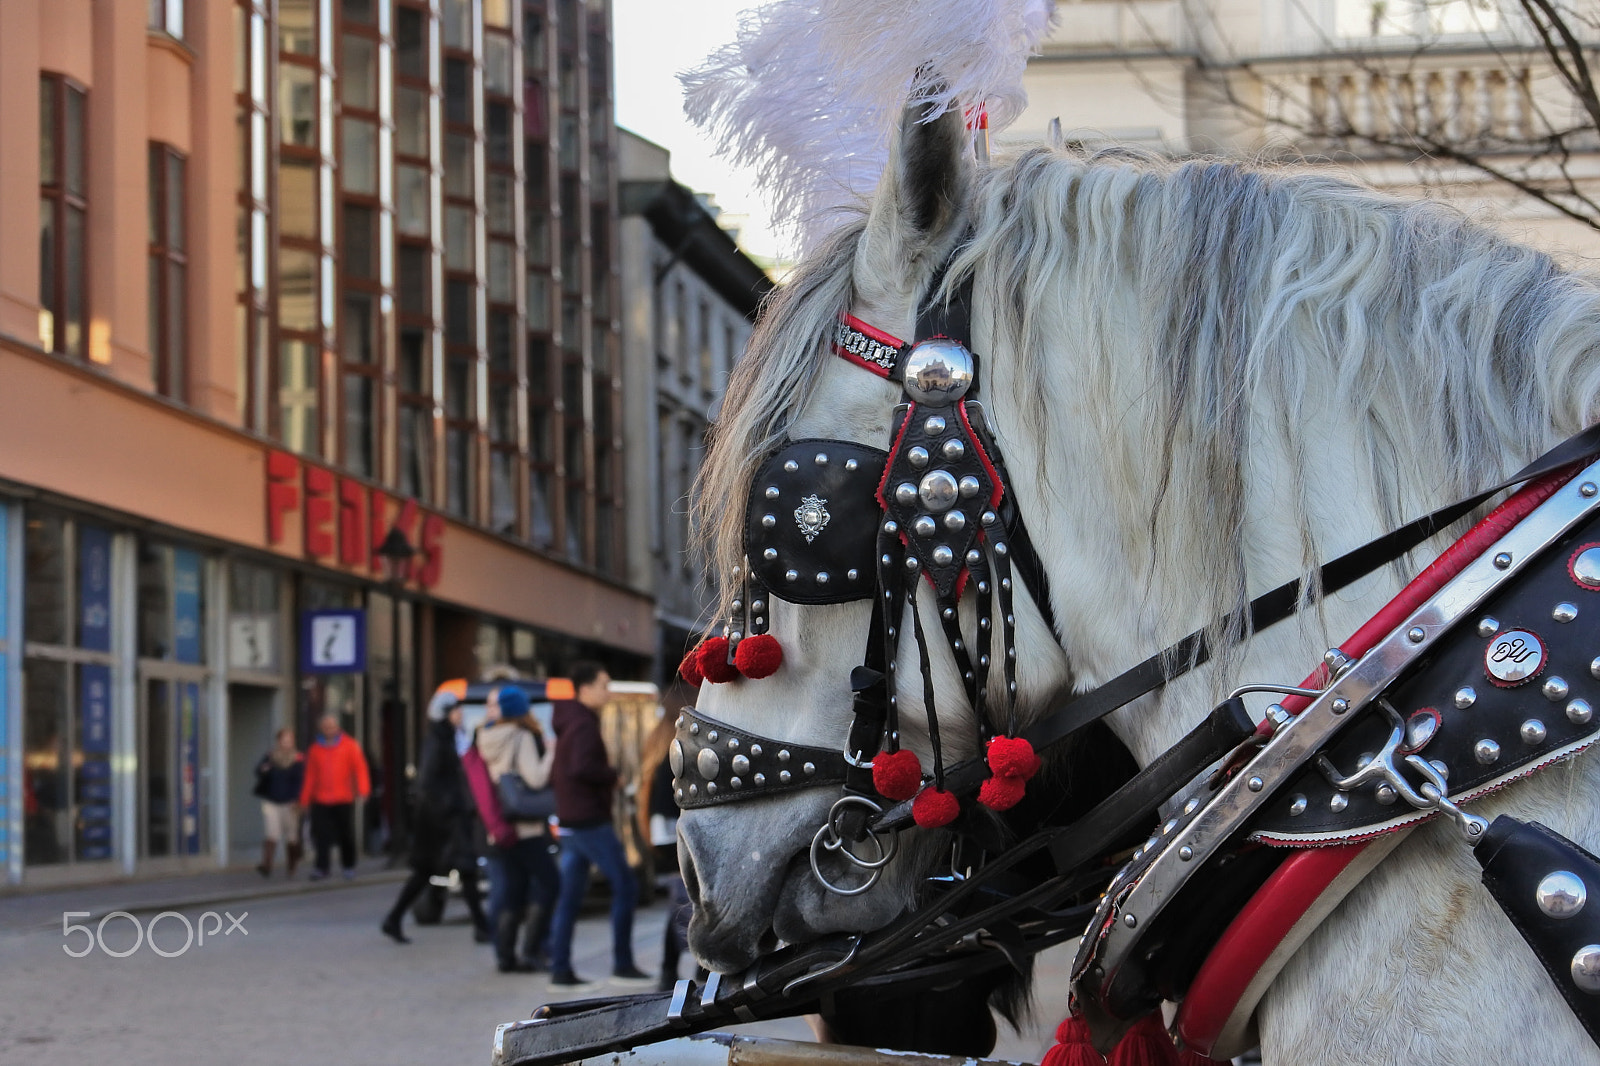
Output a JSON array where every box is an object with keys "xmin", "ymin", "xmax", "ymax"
[
  {"xmin": 919, "ymin": 470, "xmax": 960, "ymax": 512},
  {"xmin": 903, "ymin": 339, "xmax": 976, "ymax": 406},
  {"xmin": 1537, "ymin": 870, "xmax": 1588, "ymax": 919},
  {"xmin": 1485, "ymin": 629, "xmax": 1544, "ymax": 684}
]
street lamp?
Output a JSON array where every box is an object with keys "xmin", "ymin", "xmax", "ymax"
[{"xmin": 376, "ymin": 525, "xmax": 416, "ymax": 859}]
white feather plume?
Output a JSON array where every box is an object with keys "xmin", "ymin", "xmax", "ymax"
[{"xmin": 682, "ymin": 0, "xmax": 1055, "ymax": 252}]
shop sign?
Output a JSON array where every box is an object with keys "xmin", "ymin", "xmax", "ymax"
[
  {"xmin": 301, "ymin": 608, "xmax": 367, "ymax": 674},
  {"xmin": 228, "ymin": 614, "xmax": 277, "ymax": 672},
  {"xmin": 264, "ymin": 450, "xmax": 444, "ymax": 588}
]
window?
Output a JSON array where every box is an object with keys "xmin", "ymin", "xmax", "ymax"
[
  {"xmin": 39, "ymin": 75, "xmax": 87, "ymax": 359},
  {"xmin": 148, "ymin": 144, "xmax": 188, "ymax": 401},
  {"xmin": 148, "ymin": 0, "xmax": 185, "ymax": 38},
  {"xmin": 1334, "ymin": 0, "xmax": 1498, "ymax": 37}
]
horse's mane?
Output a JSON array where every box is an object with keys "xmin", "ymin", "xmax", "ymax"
[{"xmin": 696, "ymin": 145, "xmax": 1600, "ymax": 655}]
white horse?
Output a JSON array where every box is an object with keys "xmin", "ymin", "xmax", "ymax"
[{"xmin": 681, "ymin": 104, "xmax": 1600, "ymax": 1064}]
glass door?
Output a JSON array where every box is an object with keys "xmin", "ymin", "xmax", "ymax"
[{"xmin": 139, "ymin": 669, "xmax": 207, "ymax": 859}]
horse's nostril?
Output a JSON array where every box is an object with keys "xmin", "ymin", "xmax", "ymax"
[{"xmin": 680, "ymin": 836, "xmax": 703, "ymax": 907}]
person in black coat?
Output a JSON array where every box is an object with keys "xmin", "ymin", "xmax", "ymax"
[
  {"xmin": 381, "ymin": 686, "xmax": 490, "ymax": 943},
  {"xmin": 254, "ymin": 729, "xmax": 305, "ymax": 876}
]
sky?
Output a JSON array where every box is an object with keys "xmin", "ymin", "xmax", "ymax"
[{"xmin": 610, "ymin": 0, "xmax": 794, "ymax": 263}]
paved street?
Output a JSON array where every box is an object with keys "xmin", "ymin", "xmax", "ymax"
[{"xmin": 0, "ymin": 870, "xmax": 1074, "ymax": 1066}]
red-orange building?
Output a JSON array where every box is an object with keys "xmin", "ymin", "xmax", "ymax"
[{"xmin": 0, "ymin": 0, "xmax": 651, "ymax": 886}]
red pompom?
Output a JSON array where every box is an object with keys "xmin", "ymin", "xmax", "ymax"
[
  {"xmin": 987, "ymin": 735, "xmax": 1041, "ymax": 780},
  {"xmin": 911, "ymin": 787, "xmax": 961, "ymax": 828},
  {"xmin": 678, "ymin": 644, "xmax": 704, "ymax": 687},
  {"xmin": 872, "ymin": 749, "xmax": 923, "ymax": 801},
  {"xmin": 733, "ymin": 633, "xmax": 783, "ymax": 679},
  {"xmin": 977, "ymin": 773, "xmax": 1028, "ymax": 811},
  {"xmin": 697, "ymin": 636, "xmax": 740, "ymax": 684},
  {"xmin": 1107, "ymin": 1013, "xmax": 1179, "ymax": 1066},
  {"xmin": 1043, "ymin": 1015, "xmax": 1107, "ymax": 1066}
]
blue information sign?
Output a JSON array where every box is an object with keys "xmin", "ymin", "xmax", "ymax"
[{"xmin": 300, "ymin": 609, "xmax": 367, "ymax": 674}]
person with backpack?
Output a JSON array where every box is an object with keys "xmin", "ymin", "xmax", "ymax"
[
  {"xmin": 474, "ymin": 683, "xmax": 559, "ymax": 974},
  {"xmin": 380, "ymin": 683, "xmax": 491, "ymax": 944}
]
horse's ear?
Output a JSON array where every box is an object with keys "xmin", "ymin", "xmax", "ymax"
[{"xmin": 862, "ymin": 102, "xmax": 972, "ymax": 279}]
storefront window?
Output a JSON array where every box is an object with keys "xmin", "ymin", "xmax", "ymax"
[
  {"xmin": 229, "ymin": 559, "xmax": 281, "ymax": 673},
  {"xmin": 22, "ymin": 511, "xmax": 117, "ymax": 867}
]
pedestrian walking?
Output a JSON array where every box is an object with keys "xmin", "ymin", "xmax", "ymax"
[
  {"xmin": 253, "ymin": 728, "xmax": 304, "ymax": 877},
  {"xmin": 300, "ymin": 714, "xmax": 371, "ymax": 880},
  {"xmin": 476, "ymin": 683, "xmax": 561, "ymax": 974},
  {"xmin": 547, "ymin": 661, "xmax": 651, "ymax": 987},
  {"xmin": 638, "ymin": 710, "xmax": 692, "ymax": 991},
  {"xmin": 381, "ymin": 684, "xmax": 491, "ymax": 944}
]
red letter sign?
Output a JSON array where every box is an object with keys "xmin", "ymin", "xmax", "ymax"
[
  {"xmin": 303, "ymin": 466, "xmax": 336, "ymax": 559},
  {"xmin": 266, "ymin": 450, "xmax": 300, "ymax": 545}
]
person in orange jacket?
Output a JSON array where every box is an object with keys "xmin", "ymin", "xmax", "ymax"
[{"xmin": 300, "ymin": 714, "xmax": 371, "ymax": 880}]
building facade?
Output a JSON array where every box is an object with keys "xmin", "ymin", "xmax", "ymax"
[
  {"xmin": 0, "ymin": 0, "xmax": 652, "ymax": 887},
  {"xmin": 617, "ymin": 131, "xmax": 773, "ymax": 688},
  {"xmin": 1020, "ymin": 0, "xmax": 1600, "ymax": 261}
]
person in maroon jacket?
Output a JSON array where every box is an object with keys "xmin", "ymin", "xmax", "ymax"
[{"xmin": 546, "ymin": 661, "xmax": 652, "ymax": 988}]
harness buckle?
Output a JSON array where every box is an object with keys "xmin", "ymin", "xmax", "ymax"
[{"xmin": 1316, "ymin": 699, "xmax": 1489, "ymax": 843}]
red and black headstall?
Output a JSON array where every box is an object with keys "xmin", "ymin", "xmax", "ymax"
[{"xmin": 675, "ymin": 294, "xmax": 1053, "ymax": 830}]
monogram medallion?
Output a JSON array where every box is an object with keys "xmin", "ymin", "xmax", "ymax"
[
  {"xmin": 1486, "ymin": 628, "xmax": 1546, "ymax": 686},
  {"xmin": 794, "ymin": 494, "xmax": 831, "ymax": 542}
]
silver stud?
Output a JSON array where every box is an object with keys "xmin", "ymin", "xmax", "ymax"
[
  {"xmin": 923, "ymin": 415, "xmax": 946, "ymax": 435},
  {"xmin": 765, "ymin": 485, "xmax": 780, "ymax": 499},
  {"xmin": 688, "ymin": 783, "xmax": 699, "ymax": 796},
  {"xmin": 1330, "ymin": 793, "xmax": 1349, "ymax": 812},
  {"xmin": 785, "ymin": 569, "xmax": 799, "ymax": 582},
  {"xmin": 1555, "ymin": 602, "xmax": 1580, "ymax": 623},
  {"xmin": 727, "ymin": 737, "xmax": 740, "ymax": 750},
  {"xmin": 1592, "ymin": 656, "xmax": 1600, "ymax": 680},
  {"xmin": 966, "ymin": 549, "xmax": 982, "ymax": 566},
  {"xmin": 762, "ymin": 514, "xmax": 777, "ymax": 528},
  {"xmin": 1123, "ymin": 914, "xmax": 1138, "ymax": 929},
  {"xmin": 1537, "ymin": 871, "xmax": 1588, "ymax": 919},
  {"xmin": 1570, "ymin": 699, "xmax": 1594, "ymax": 725},
  {"xmin": 958, "ymin": 476, "xmax": 981, "ymax": 499},
  {"xmin": 931, "ymin": 545, "xmax": 955, "ymax": 567},
  {"xmin": 1494, "ymin": 552, "xmax": 1513, "ymax": 569},
  {"xmin": 994, "ymin": 542, "xmax": 1008, "ymax": 556},
  {"xmin": 942, "ymin": 439, "xmax": 965, "ymax": 462},
  {"xmin": 942, "ymin": 607, "xmax": 955, "ymax": 621},
  {"xmin": 707, "ymin": 730, "xmax": 718, "ymax": 743},
  {"xmin": 731, "ymin": 598, "xmax": 743, "ymax": 612},
  {"xmin": 750, "ymin": 743, "xmax": 762, "ymax": 757},
  {"xmin": 845, "ymin": 458, "xmax": 858, "ymax": 472},
  {"xmin": 1247, "ymin": 776, "xmax": 1264, "ymax": 792},
  {"xmin": 1429, "ymin": 760, "xmax": 1449, "ymax": 780},
  {"xmin": 908, "ymin": 446, "xmax": 930, "ymax": 469},
  {"xmin": 905, "ymin": 557, "xmax": 920, "ymax": 571},
  {"xmin": 779, "ymin": 770, "xmax": 791, "ymax": 784},
  {"xmin": 1545, "ymin": 676, "xmax": 1571, "ymax": 701},
  {"xmin": 689, "ymin": 723, "xmax": 700, "ymax": 736},
  {"xmin": 670, "ymin": 740, "xmax": 685, "ymax": 777},
  {"xmin": 1162, "ymin": 818, "xmax": 1178, "ymax": 835},
  {"xmin": 1574, "ymin": 548, "xmax": 1600, "ymax": 588},
  {"xmin": 1479, "ymin": 616, "xmax": 1501, "ymax": 638},
  {"xmin": 1332, "ymin": 698, "xmax": 1349, "ymax": 714},
  {"xmin": 783, "ymin": 459, "xmax": 799, "ymax": 473},
  {"xmin": 706, "ymin": 782, "xmax": 718, "ymax": 795},
  {"xmin": 803, "ymin": 762, "xmax": 815, "ymax": 775},
  {"xmin": 1289, "ymin": 794, "xmax": 1308, "ymax": 816},
  {"xmin": 814, "ymin": 452, "xmax": 828, "ymax": 466},
  {"xmin": 1574, "ymin": 946, "xmax": 1600, "ymax": 993},
  {"xmin": 763, "ymin": 548, "xmax": 778, "ymax": 561},
  {"xmin": 730, "ymin": 777, "xmax": 742, "ymax": 789},
  {"xmin": 1183, "ymin": 798, "xmax": 1201, "ymax": 815},
  {"xmin": 981, "ymin": 511, "xmax": 997, "ymax": 526},
  {"xmin": 1375, "ymin": 784, "xmax": 1398, "ymax": 805},
  {"xmin": 816, "ymin": 572, "xmax": 830, "ymax": 584},
  {"xmin": 1179, "ymin": 846, "xmax": 1194, "ymax": 861},
  {"xmin": 1406, "ymin": 713, "xmax": 1439, "ymax": 750},
  {"xmin": 676, "ymin": 788, "xmax": 684, "ymax": 800},
  {"xmin": 1455, "ymin": 687, "xmax": 1477, "ymax": 709},
  {"xmin": 674, "ymin": 714, "xmax": 684, "ymax": 728},
  {"xmin": 753, "ymin": 773, "xmax": 766, "ymax": 786},
  {"xmin": 846, "ymin": 569, "xmax": 859, "ymax": 581},
  {"xmin": 919, "ymin": 470, "xmax": 960, "ymax": 512},
  {"xmin": 751, "ymin": 599, "xmax": 765, "ymax": 613},
  {"xmin": 728, "ymin": 631, "xmax": 742, "ymax": 643},
  {"xmin": 1001, "ymin": 579, "xmax": 1012, "ymax": 591},
  {"xmin": 1584, "ymin": 482, "xmax": 1599, "ymax": 498},
  {"xmin": 1406, "ymin": 626, "xmax": 1425, "ymax": 643},
  {"xmin": 1522, "ymin": 719, "xmax": 1548, "ymax": 744},
  {"xmin": 977, "ymin": 582, "xmax": 989, "ymax": 594},
  {"xmin": 778, "ymin": 750, "xmax": 790, "ymax": 763},
  {"xmin": 1475, "ymin": 738, "xmax": 1501, "ymax": 764},
  {"xmin": 945, "ymin": 511, "xmax": 966, "ymax": 532},
  {"xmin": 914, "ymin": 515, "xmax": 937, "ymax": 538},
  {"xmin": 895, "ymin": 483, "xmax": 918, "ymax": 507},
  {"xmin": 979, "ymin": 618, "xmax": 991, "ymax": 630}
]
